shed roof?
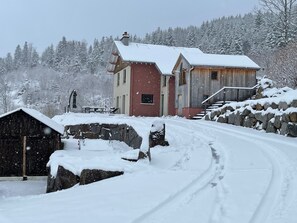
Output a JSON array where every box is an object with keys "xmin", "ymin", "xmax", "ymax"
[
  {"xmin": 109, "ymin": 41, "xmax": 203, "ymax": 75},
  {"xmin": 178, "ymin": 51, "xmax": 261, "ymax": 70},
  {"xmin": 0, "ymin": 107, "xmax": 64, "ymax": 134}
]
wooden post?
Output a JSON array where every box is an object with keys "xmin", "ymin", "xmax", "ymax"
[
  {"xmin": 223, "ymin": 89, "xmax": 226, "ymax": 104},
  {"xmin": 22, "ymin": 136, "xmax": 27, "ymax": 181}
]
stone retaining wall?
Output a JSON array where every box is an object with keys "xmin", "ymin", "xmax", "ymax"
[
  {"xmin": 205, "ymin": 100, "xmax": 297, "ymax": 137},
  {"xmin": 65, "ymin": 123, "xmax": 143, "ymax": 149}
]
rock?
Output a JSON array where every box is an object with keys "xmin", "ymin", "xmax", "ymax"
[
  {"xmin": 217, "ymin": 115, "xmax": 227, "ymax": 123},
  {"xmin": 288, "ymin": 123, "xmax": 297, "ymax": 137},
  {"xmin": 65, "ymin": 123, "xmax": 142, "ymax": 149},
  {"xmin": 273, "ymin": 115, "xmax": 282, "ymax": 129},
  {"xmin": 46, "ymin": 166, "xmax": 80, "ymax": 193},
  {"xmin": 243, "ymin": 117, "xmax": 257, "ymax": 128},
  {"xmin": 256, "ymin": 103, "xmax": 264, "ymax": 111},
  {"xmin": 278, "ymin": 101, "xmax": 288, "ymax": 110},
  {"xmin": 289, "ymin": 112, "xmax": 297, "ymax": 122},
  {"xmin": 266, "ymin": 121, "xmax": 276, "ymax": 133},
  {"xmin": 267, "ymin": 113, "xmax": 275, "ymax": 121},
  {"xmin": 255, "ymin": 112, "xmax": 268, "ymax": 124},
  {"xmin": 210, "ymin": 110, "xmax": 220, "ymax": 120},
  {"xmin": 234, "ymin": 112, "xmax": 244, "ymax": 126},
  {"xmin": 227, "ymin": 113, "xmax": 235, "ymax": 124},
  {"xmin": 80, "ymin": 169, "xmax": 124, "ymax": 185},
  {"xmin": 225, "ymin": 106, "xmax": 235, "ymax": 112},
  {"xmin": 264, "ymin": 102, "xmax": 271, "ymax": 110},
  {"xmin": 280, "ymin": 122, "xmax": 289, "ymax": 136},
  {"xmin": 281, "ymin": 113, "xmax": 290, "ymax": 123},
  {"xmin": 204, "ymin": 114, "xmax": 210, "ymax": 121},
  {"xmin": 138, "ymin": 149, "xmax": 151, "ymax": 161},
  {"xmin": 291, "ymin": 100, "xmax": 297, "ymax": 108},
  {"xmin": 271, "ymin": 102, "xmax": 278, "ymax": 109},
  {"xmin": 149, "ymin": 121, "xmax": 169, "ymax": 148},
  {"xmin": 241, "ymin": 108, "xmax": 251, "ymax": 116}
]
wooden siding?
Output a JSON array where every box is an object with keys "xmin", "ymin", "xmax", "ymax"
[
  {"xmin": 190, "ymin": 67, "xmax": 257, "ymax": 107},
  {"xmin": 0, "ymin": 111, "xmax": 61, "ymax": 176}
]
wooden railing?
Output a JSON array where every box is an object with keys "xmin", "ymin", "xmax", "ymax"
[{"xmin": 201, "ymin": 84, "xmax": 259, "ymax": 114}]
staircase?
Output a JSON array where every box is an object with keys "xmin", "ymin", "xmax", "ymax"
[
  {"xmin": 193, "ymin": 84, "xmax": 260, "ymax": 120},
  {"xmin": 192, "ymin": 101, "xmax": 229, "ymax": 120}
]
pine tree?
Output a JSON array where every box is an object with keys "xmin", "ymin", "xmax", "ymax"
[
  {"xmin": 30, "ymin": 49, "xmax": 39, "ymax": 67},
  {"xmin": 186, "ymin": 28, "xmax": 196, "ymax": 47},
  {"xmin": 41, "ymin": 44, "xmax": 55, "ymax": 68},
  {"xmin": 5, "ymin": 53, "xmax": 13, "ymax": 72},
  {"xmin": 22, "ymin": 42, "xmax": 30, "ymax": 67},
  {"xmin": 14, "ymin": 45, "xmax": 22, "ymax": 70}
]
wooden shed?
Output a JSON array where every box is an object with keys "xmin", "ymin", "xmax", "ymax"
[
  {"xmin": 173, "ymin": 52, "xmax": 261, "ymax": 118},
  {"xmin": 0, "ymin": 108, "xmax": 64, "ymax": 177}
]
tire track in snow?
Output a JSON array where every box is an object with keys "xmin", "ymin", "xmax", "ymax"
[
  {"xmin": 197, "ymin": 121, "xmax": 296, "ymax": 223},
  {"xmin": 131, "ymin": 120, "xmax": 226, "ymax": 223}
]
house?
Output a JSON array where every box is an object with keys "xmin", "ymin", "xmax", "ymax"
[
  {"xmin": 108, "ymin": 32, "xmax": 203, "ymax": 117},
  {"xmin": 0, "ymin": 108, "xmax": 64, "ymax": 177},
  {"xmin": 172, "ymin": 52, "xmax": 261, "ymax": 118}
]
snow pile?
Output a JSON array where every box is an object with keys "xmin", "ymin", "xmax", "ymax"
[{"xmin": 47, "ymin": 139, "xmax": 136, "ymax": 177}]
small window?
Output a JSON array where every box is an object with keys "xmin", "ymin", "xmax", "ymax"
[
  {"xmin": 141, "ymin": 94, "xmax": 154, "ymax": 104},
  {"xmin": 163, "ymin": 76, "xmax": 167, "ymax": 87},
  {"xmin": 117, "ymin": 73, "xmax": 120, "ymax": 86},
  {"xmin": 211, "ymin": 71, "xmax": 218, "ymax": 80},
  {"xmin": 179, "ymin": 63, "xmax": 186, "ymax": 85},
  {"xmin": 123, "ymin": 69, "xmax": 126, "ymax": 84}
]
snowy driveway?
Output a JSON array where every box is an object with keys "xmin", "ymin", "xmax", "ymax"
[{"xmin": 0, "ymin": 117, "xmax": 296, "ymax": 223}]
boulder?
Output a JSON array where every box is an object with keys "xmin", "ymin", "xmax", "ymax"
[
  {"xmin": 217, "ymin": 115, "xmax": 227, "ymax": 123},
  {"xmin": 271, "ymin": 102, "xmax": 278, "ymax": 109},
  {"xmin": 280, "ymin": 122, "xmax": 289, "ymax": 136},
  {"xmin": 256, "ymin": 103, "xmax": 264, "ymax": 111},
  {"xmin": 291, "ymin": 100, "xmax": 297, "ymax": 108},
  {"xmin": 266, "ymin": 121, "xmax": 276, "ymax": 133},
  {"xmin": 288, "ymin": 123, "xmax": 297, "ymax": 137},
  {"xmin": 273, "ymin": 115, "xmax": 282, "ymax": 129},
  {"xmin": 227, "ymin": 113, "xmax": 235, "ymax": 125},
  {"xmin": 289, "ymin": 112, "xmax": 297, "ymax": 122},
  {"xmin": 149, "ymin": 121, "xmax": 169, "ymax": 148},
  {"xmin": 80, "ymin": 169, "xmax": 124, "ymax": 185},
  {"xmin": 281, "ymin": 113, "xmax": 290, "ymax": 123},
  {"xmin": 243, "ymin": 117, "xmax": 257, "ymax": 128},
  {"xmin": 241, "ymin": 108, "xmax": 251, "ymax": 117},
  {"xmin": 278, "ymin": 101, "xmax": 289, "ymax": 110},
  {"xmin": 234, "ymin": 112, "xmax": 244, "ymax": 126},
  {"xmin": 46, "ymin": 166, "xmax": 80, "ymax": 193}
]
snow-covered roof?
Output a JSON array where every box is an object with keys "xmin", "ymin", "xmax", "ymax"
[
  {"xmin": 0, "ymin": 107, "xmax": 64, "ymax": 134},
  {"xmin": 110, "ymin": 41, "xmax": 203, "ymax": 75},
  {"xmin": 179, "ymin": 51, "xmax": 261, "ymax": 70}
]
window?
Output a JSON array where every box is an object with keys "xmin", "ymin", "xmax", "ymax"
[
  {"xmin": 141, "ymin": 94, "xmax": 154, "ymax": 104},
  {"xmin": 179, "ymin": 63, "xmax": 186, "ymax": 85},
  {"xmin": 123, "ymin": 69, "xmax": 126, "ymax": 84},
  {"xmin": 117, "ymin": 73, "xmax": 120, "ymax": 86},
  {"xmin": 116, "ymin": 96, "xmax": 119, "ymax": 108},
  {"xmin": 211, "ymin": 71, "xmax": 218, "ymax": 80},
  {"xmin": 162, "ymin": 76, "xmax": 167, "ymax": 87}
]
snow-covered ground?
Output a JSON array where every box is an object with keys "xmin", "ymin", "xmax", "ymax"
[{"xmin": 0, "ymin": 114, "xmax": 297, "ymax": 223}]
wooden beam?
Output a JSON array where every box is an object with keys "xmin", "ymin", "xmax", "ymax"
[{"xmin": 22, "ymin": 136, "xmax": 27, "ymax": 181}]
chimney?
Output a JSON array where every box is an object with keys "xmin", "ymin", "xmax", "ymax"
[{"xmin": 121, "ymin": 32, "xmax": 130, "ymax": 46}]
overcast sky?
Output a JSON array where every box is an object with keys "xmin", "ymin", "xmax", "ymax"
[{"xmin": 0, "ymin": 0, "xmax": 260, "ymax": 57}]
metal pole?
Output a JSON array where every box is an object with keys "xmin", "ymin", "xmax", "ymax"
[{"xmin": 22, "ymin": 136, "xmax": 27, "ymax": 181}]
